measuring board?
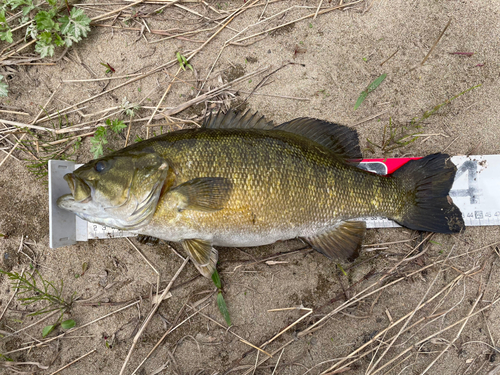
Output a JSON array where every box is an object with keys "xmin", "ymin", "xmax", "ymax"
[{"xmin": 49, "ymin": 155, "xmax": 500, "ymax": 249}]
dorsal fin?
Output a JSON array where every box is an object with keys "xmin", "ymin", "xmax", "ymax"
[
  {"xmin": 276, "ymin": 118, "xmax": 362, "ymax": 161},
  {"xmin": 203, "ymin": 110, "xmax": 274, "ymax": 130}
]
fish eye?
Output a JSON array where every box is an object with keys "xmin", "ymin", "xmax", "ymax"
[{"xmin": 95, "ymin": 161, "xmax": 106, "ymax": 173}]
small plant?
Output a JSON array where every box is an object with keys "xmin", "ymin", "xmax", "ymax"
[
  {"xmin": 366, "ymin": 83, "xmax": 482, "ymax": 155},
  {"xmin": 176, "ymin": 51, "xmax": 193, "ymax": 71},
  {"xmin": 0, "ymin": 0, "xmax": 91, "ymax": 94},
  {"xmin": 100, "ymin": 62, "xmax": 115, "ymax": 74},
  {"xmin": 366, "ymin": 117, "xmax": 420, "ymax": 154},
  {"xmin": 20, "ymin": 112, "xmax": 80, "ymax": 180},
  {"xmin": 121, "ymin": 97, "xmax": 140, "ymax": 118},
  {"xmin": 0, "ymin": 268, "xmax": 77, "ymax": 337},
  {"xmin": 354, "ymin": 73, "xmax": 387, "ymax": 111},
  {"xmin": 409, "ymin": 83, "xmax": 482, "ymax": 127},
  {"xmin": 0, "ymin": 9, "xmax": 14, "ymax": 43},
  {"xmin": 90, "ymin": 118, "xmax": 126, "ymax": 158},
  {"xmin": 211, "ymin": 269, "xmax": 231, "ymax": 326}
]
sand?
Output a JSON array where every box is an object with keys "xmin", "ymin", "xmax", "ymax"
[{"xmin": 1, "ymin": 0, "xmax": 500, "ymax": 374}]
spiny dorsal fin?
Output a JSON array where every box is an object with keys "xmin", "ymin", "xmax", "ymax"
[
  {"xmin": 181, "ymin": 239, "xmax": 218, "ymax": 278},
  {"xmin": 303, "ymin": 221, "xmax": 366, "ymax": 262},
  {"xmin": 203, "ymin": 110, "xmax": 274, "ymax": 130},
  {"xmin": 276, "ymin": 118, "xmax": 362, "ymax": 161}
]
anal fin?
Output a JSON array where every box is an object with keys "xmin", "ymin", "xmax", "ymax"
[
  {"xmin": 181, "ymin": 239, "xmax": 218, "ymax": 278},
  {"xmin": 303, "ymin": 221, "xmax": 366, "ymax": 262}
]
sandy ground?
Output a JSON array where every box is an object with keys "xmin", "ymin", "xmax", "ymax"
[{"xmin": 1, "ymin": 0, "xmax": 500, "ymax": 374}]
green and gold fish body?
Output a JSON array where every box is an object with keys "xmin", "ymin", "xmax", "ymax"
[
  {"xmin": 139, "ymin": 128, "xmax": 398, "ymax": 245},
  {"xmin": 58, "ymin": 111, "xmax": 464, "ymax": 277}
]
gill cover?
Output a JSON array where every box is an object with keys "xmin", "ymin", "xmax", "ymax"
[{"xmin": 58, "ymin": 151, "xmax": 171, "ymax": 230}]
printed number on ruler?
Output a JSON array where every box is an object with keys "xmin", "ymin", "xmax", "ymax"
[{"xmin": 89, "ymin": 224, "xmax": 134, "ymax": 239}]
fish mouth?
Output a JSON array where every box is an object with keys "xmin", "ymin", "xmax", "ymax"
[{"xmin": 63, "ymin": 173, "xmax": 92, "ymax": 203}]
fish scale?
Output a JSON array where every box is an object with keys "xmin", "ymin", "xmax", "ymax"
[
  {"xmin": 138, "ymin": 129, "xmax": 402, "ymax": 245},
  {"xmin": 56, "ymin": 111, "xmax": 464, "ymax": 278}
]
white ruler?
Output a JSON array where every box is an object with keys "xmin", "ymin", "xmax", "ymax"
[
  {"xmin": 48, "ymin": 155, "xmax": 500, "ymax": 249},
  {"xmin": 357, "ymin": 155, "xmax": 498, "ymax": 228}
]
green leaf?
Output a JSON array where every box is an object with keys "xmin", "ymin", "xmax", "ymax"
[
  {"xmin": 90, "ymin": 139, "xmax": 107, "ymax": 158},
  {"xmin": 22, "ymin": 4, "xmax": 35, "ymax": 16},
  {"xmin": 59, "ymin": 8, "xmax": 91, "ymax": 47},
  {"xmin": 35, "ymin": 11, "xmax": 56, "ymax": 31},
  {"xmin": 35, "ymin": 40, "xmax": 55, "ymax": 58},
  {"xmin": 61, "ymin": 319, "xmax": 75, "ymax": 329},
  {"xmin": 25, "ymin": 22, "xmax": 37, "ymax": 39},
  {"xmin": 42, "ymin": 324, "xmax": 56, "ymax": 337},
  {"xmin": 39, "ymin": 31, "xmax": 52, "ymax": 44},
  {"xmin": 0, "ymin": 30, "xmax": 13, "ymax": 43},
  {"xmin": 0, "ymin": 353, "xmax": 13, "ymax": 361},
  {"xmin": 110, "ymin": 119, "xmax": 126, "ymax": 134},
  {"xmin": 90, "ymin": 126, "xmax": 108, "ymax": 158},
  {"xmin": 211, "ymin": 269, "xmax": 222, "ymax": 289},
  {"xmin": 94, "ymin": 126, "xmax": 107, "ymax": 139},
  {"xmin": 354, "ymin": 73, "xmax": 387, "ymax": 111},
  {"xmin": 217, "ymin": 292, "xmax": 231, "ymax": 326},
  {"xmin": 337, "ymin": 263, "xmax": 347, "ymax": 277},
  {"xmin": 366, "ymin": 73, "xmax": 387, "ymax": 93},
  {"xmin": 4, "ymin": 0, "xmax": 20, "ymax": 11},
  {"xmin": 53, "ymin": 33, "xmax": 64, "ymax": 47}
]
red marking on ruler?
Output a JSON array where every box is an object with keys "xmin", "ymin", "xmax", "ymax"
[{"xmin": 362, "ymin": 158, "xmax": 422, "ymax": 175}]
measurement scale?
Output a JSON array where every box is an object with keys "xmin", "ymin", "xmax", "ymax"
[{"xmin": 49, "ymin": 155, "xmax": 500, "ymax": 249}]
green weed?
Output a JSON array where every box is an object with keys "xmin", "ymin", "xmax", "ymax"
[
  {"xmin": 100, "ymin": 62, "xmax": 115, "ymax": 74},
  {"xmin": 90, "ymin": 118, "xmax": 126, "ymax": 158},
  {"xmin": 409, "ymin": 84, "xmax": 482, "ymax": 127},
  {"xmin": 19, "ymin": 111, "xmax": 80, "ymax": 180},
  {"xmin": 366, "ymin": 83, "xmax": 482, "ymax": 155},
  {"xmin": 0, "ymin": 0, "xmax": 91, "ymax": 94},
  {"xmin": 366, "ymin": 117, "xmax": 420, "ymax": 155},
  {"xmin": 1, "ymin": 0, "xmax": 91, "ymax": 58},
  {"xmin": 0, "ymin": 268, "xmax": 77, "ymax": 337},
  {"xmin": 211, "ymin": 269, "xmax": 231, "ymax": 326},
  {"xmin": 176, "ymin": 51, "xmax": 193, "ymax": 71},
  {"xmin": 354, "ymin": 73, "xmax": 387, "ymax": 111}
]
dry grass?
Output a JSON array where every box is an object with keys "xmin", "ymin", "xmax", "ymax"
[{"xmin": 0, "ymin": 0, "xmax": 497, "ymax": 374}]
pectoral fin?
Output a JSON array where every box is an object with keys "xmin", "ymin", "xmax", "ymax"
[
  {"xmin": 181, "ymin": 239, "xmax": 218, "ymax": 278},
  {"xmin": 172, "ymin": 177, "xmax": 232, "ymax": 212},
  {"xmin": 303, "ymin": 221, "xmax": 366, "ymax": 262}
]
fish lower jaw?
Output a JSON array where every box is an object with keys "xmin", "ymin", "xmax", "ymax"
[{"xmin": 56, "ymin": 194, "xmax": 76, "ymax": 210}]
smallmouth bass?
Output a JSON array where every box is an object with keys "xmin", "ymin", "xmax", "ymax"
[{"xmin": 58, "ymin": 111, "xmax": 464, "ymax": 277}]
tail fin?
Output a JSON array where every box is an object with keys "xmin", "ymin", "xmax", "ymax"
[{"xmin": 392, "ymin": 153, "xmax": 465, "ymax": 233}]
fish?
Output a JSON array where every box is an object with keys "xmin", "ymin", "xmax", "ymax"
[{"xmin": 57, "ymin": 110, "xmax": 465, "ymax": 278}]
